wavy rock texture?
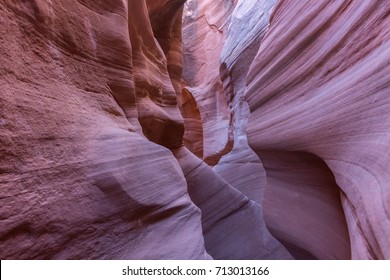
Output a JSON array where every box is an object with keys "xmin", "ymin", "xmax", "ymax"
[
  {"xmin": 214, "ymin": 0, "xmax": 277, "ymax": 227},
  {"xmin": 181, "ymin": 0, "xmax": 237, "ymax": 164},
  {"xmin": 246, "ymin": 0, "xmax": 390, "ymax": 259},
  {"xmin": 173, "ymin": 146, "xmax": 292, "ymax": 259},
  {"xmin": 0, "ymin": 0, "xmax": 208, "ymax": 259},
  {"xmin": 1, "ymin": 0, "xmax": 389, "ymax": 260},
  {"xmin": 183, "ymin": 0, "xmax": 390, "ymax": 259},
  {"xmin": 211, "ymin": 0, "xmax": 294, "ymax": 258},
  {"xmin": 181, "ymin": 0, "xmax": 292, "ymax": 259},
  {"xmin": 129, "ymin": 0, "xmax": 185, "ymax": 149},
  {"xmin": 212, "ymin": 0, "xmax": 350, "ymax": 260}
]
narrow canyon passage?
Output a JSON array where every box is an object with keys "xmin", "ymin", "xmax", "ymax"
[{"xmin": 1, "ymin": 0, "xmax": 389, "ymax": 260}]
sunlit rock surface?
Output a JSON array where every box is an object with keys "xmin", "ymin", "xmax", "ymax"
[{"xmin": 181, "ymin": 0, "xmax": 237, "ymax": 165}]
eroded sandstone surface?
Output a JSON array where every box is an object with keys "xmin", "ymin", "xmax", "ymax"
[
  {"xmin": 1, "ymin": 0, "xmax": 389, "ymax": 259},
  {"xmin": 1, "ymin": 0, "xmax": 207, "ymax": 259}
]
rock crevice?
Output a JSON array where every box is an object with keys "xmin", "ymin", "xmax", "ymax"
[{"xmin": 1, "ymin": 0, "xmax": 389, "ymax": 259}]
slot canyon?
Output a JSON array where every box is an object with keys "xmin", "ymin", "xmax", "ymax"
[{"xmin": 1, "ymin": 0, "xmax": 389, "ymax": 259}]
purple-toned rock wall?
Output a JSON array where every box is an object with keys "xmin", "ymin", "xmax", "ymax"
[{"xmin": 1, "ymin": 0, "xmax": 389, "ymax": 259}]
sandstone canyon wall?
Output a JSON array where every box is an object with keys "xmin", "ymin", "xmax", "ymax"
[
  {"xmin": 1, "ymin": 0, "xmax": 390, "ymax": 260},
  {"xmin": 182, "ymin": 0, "xmax": 389, "ymax": 259},
  {"xmin": 0, "ymin": 0, "xmax": 209, "ymax": 259},
  {"xmin": 245, "ymin": 0, "xmax": 390, "ymax": 259}
]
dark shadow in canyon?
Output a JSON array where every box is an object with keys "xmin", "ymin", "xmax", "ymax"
[{"xmin": 257, "ymin": 150, "xmax": 351, "ymax": 260}]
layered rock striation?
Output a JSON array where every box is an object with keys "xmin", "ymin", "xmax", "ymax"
[
  {"xmin": 182, "ymin": 0, "xmax": 390, "ymax": 259},
  {"xmin": 1, "ymin": 0, "xmax": 389, "ymax": 260},
  {"xmin": 245, "ymin": 0, "xmax": 390, "ymax": 259},
  {"xmin": 0, "ymin": 0, "xmax": 207, "ymax": 259}
]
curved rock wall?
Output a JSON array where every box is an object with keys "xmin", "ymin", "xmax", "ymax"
[
  {"xmin": 0, "ymin": 0, "xmax": 208, "ymax": 259},
  {"xmin": 181, "ymin": 0, "xmax": 237, "ymax": 164},
  {"xmin": 245, "ymin": 0, "xmax": 390, "ymax": 259},
  {"xmin": 183, "ymin": 0, "xmax": 390, "ymax": 259},
  {"xmin": 1, "ymin": 0, "xmax": 389, "ymax": 260}
]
